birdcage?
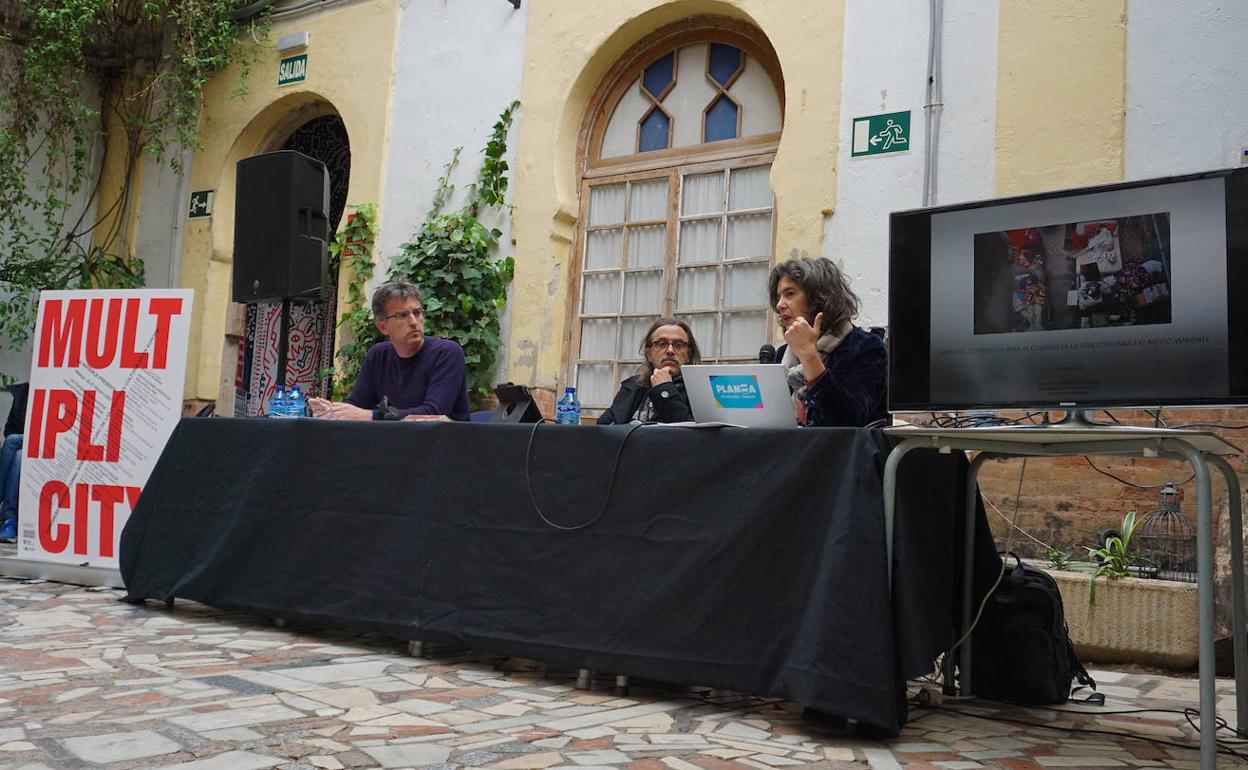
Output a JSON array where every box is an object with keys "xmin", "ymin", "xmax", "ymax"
[{"xmin": 1136, "ymin": 483, "xmax": 1197, "ymax": 583}]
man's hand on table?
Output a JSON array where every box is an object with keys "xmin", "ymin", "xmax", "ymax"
[{"xmin": 308, "ymin": 397, "xmax": 373, "ymax": 420}]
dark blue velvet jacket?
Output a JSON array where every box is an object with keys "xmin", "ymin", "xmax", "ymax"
[{"xmin": 777, "ymin": 326, "xmax": 889, "ymax": 427}]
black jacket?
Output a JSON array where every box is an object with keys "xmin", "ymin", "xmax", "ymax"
[
  {"xmin": 596, "ymin": 375, "xmax": 694, "ymax": 425},
  {"xmin": 777, "ymin": 326, "xmax": 889, "ymax": 427},
  {"xmin": 4, "ymin": 383, "xmax": 28, "ymax": 437}
]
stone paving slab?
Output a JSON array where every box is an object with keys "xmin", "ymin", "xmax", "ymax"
[{"xmin": 0, "ymin": 575, "xmax": 1244, "ymax": 769}]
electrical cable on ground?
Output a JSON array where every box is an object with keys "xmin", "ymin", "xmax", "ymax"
[{"xmin": 905, "ymin": 701, "xmax": 1248, "ymax": 761}]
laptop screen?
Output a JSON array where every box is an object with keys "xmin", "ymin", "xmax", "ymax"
[{"xmin": 681, "ymin": 364, "xmax": 797, "ymax": 428}]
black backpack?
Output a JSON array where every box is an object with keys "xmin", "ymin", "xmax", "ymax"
[{"xmin": 969, "ymin": 553, "xmax": 1099, "ymax": 705}]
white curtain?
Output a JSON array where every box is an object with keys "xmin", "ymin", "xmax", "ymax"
[
  {"xmin": 628, "ymin": 224, "xmax": 665, "ymax": 268},
  {"xmin": 726, "ymin": 213, "xmax": 772, "ymax": 260},
  {"xmin": 582, "ymin": 273, "xmax": 620, "ymax": 314},
  {"xmin": 628, "ymin": 178, "xmax": 668, "ymax": 221},
  {"xmin": 623, "ymin": 271, "xmax": 662, "ymax": 314},
  {"xmin": 586, "ymin": 228, "xmax": 623, "ymax": 270},
  {"xmin": 620, "ymin": 317, "xmax": 653, "ymax": 360},
  {"xmin": 681, "ymin": 313, "xmax": 717, "ymax": 357},
  {"xmin": 576, "ymin": 363, "xmax": 615, "ymax": 406},
  {"xmin": 721, "ymin": 311, "xmax": 767, "ymax": 357},
  {"xmin": 723, "ymin": 263, "xmax": 768, "ymax": 308},
  {"xmin": 677, "ymin": 266, "xmax": 718, "ymax": 311},
  {"xmin": 678, "ymin": 219, "xmax": 721, "ymax": 263},
  {"xmin": 589, "ymin": 184, "xmax": 626, "ymax": 225},
  {"xmin": 580, "ymin": 319, "xmax": 617, "ymax": 360},
  {"xmin": 682, "ymin": 172, "xmax": 724, "ymax": 215},
  {"xmin": 729, "ymin": 165, "xmax": 773, "ymax": 210}
]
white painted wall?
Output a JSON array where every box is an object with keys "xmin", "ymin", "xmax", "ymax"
[
  {"xmin": 823, "ymin": 0, "xmax": 999, "ymax": 329},
  {"xmin": 1125, "ymin": 1, "xmax": 1248, "ymax": 179},
  {"xmin": 378, "ymin": 0, "xmax": 528, "ymax": 383},
  {"xmin": 133, "ymin": 147, "xmax": 193, "ymax": 290}
]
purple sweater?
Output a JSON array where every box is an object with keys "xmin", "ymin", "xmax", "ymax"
[{"xmin": 346, "ymin": 337, "xmax": 471, "ymax": 421}]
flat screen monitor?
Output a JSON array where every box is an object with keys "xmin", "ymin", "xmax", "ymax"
[{"xmin": 888, "ymin": 167, "xmax": 1248, "ymax": 413}]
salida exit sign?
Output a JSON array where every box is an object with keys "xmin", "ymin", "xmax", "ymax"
[{"xmin": 278, "ymin": 54, "xmax": 307, "ymax": 87}]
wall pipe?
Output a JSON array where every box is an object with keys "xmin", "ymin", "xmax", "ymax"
[{"xmin": 922, "ymin": 0, "xmax": 945, "ymax": 207}]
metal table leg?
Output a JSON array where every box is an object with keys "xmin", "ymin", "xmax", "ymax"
[
  {"xmin": 1206, "ymin": 453, "xmax": 1247, "ymax": 738},
  {"xmin": 882, "ymin": 438, "xmax": 926, "ymax": 590},
  {"xmin": 959, "ymin": 452, "xmax": 995, "ymax": 698},
  {"xmin": 1163, "ymin": 440, "xmax": 1217, "ymax": 769}
]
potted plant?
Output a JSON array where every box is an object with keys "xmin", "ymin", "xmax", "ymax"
[
  {"xmin": 1084, "ymin": 510, "xmax": 1155, "ymax": 601},
  {"xmin": 1043, "ymin": 511, "xmax": 1199, "ymax": 667}
]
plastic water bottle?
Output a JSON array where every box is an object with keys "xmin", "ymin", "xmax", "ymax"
[
  {"xmin": 287, "ymin": 385, "xmax": 306, "ymax": 418},
  {"xmin": 268, "ymin": 385, "xmax": 287, "ymax": 418},
  {"xmin": 554, "ymin": 386, "xmax": 581, "ymax": 425}
]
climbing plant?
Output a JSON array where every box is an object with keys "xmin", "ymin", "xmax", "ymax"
[
  {"xmin": 326, "ymin": 203, "xmax": 380, "ymax": 401},
  {"xmin": 388, "ymin": 101, "xmax": 519, "ymax": 402},
  {"xmin": 0, "ymin": 0, "xmax": 269, "ymax": 361}
]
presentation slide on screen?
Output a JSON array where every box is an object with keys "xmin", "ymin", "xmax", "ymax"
[{"xmin": 928, "ymin": 178, "xmax": 1228, "ymax": 405}]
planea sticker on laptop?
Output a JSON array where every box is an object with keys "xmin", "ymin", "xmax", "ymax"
[{"xmin": 709, "ymin": 375, "xmax": 764, "ymax": 409}]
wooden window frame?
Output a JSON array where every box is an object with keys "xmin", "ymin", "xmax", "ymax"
[
  {"xmin": 568, "ymin": 153, "xmax": 778, "ymax": 412},
  {"xmin": 564, "ymin": 17, "xmax": 784, "ymax": 412}
]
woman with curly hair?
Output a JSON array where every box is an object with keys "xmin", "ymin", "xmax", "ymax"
[{"xmin": 769, "ymin": 257, "xmax": 888, "ymax": 427}]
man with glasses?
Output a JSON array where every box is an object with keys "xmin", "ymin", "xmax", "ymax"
[
  {"xmin": 309, "ymin": 281, "xmax": 470, "ymax": 421},
  {"xmin": 597, "ymin": 318, "xmax": 701, "ymax": 425}
]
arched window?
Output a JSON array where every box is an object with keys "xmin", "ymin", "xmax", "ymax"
[{"xmin": 571, "ymin": 22, "xmax": 784, "ymax": 413}]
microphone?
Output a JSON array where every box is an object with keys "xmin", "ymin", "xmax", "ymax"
[{"xmin": 759, "ymin": 344, "xmax": 776, "ymax": 364}]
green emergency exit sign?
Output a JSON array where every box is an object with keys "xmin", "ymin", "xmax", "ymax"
[
  {"xmin": 188, "ymin": 190, "xmax": 214, "ymax": 219},
  {"xmin": 278, "ymin": 54, "xmax": 307, "ymax": 87},
  {"xmin": 851, "ymin": 110, "xmax": 911, "ymax": 158}
]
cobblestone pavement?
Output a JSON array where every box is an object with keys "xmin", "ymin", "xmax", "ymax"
[{"xmin": 0, "ymin": 576, "xmax": 1244, "ymax": 769}]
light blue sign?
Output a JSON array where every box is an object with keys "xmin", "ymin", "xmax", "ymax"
[{"xmin": 709, "ymin": 375, "xmax": 764, "ymax": 410}]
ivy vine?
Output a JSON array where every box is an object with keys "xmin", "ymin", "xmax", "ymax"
[
  {"xmin": 388, "ymin": 100, "xmax": 519, "ymax": 402},
  {"xmin": 0, "ymin": 0, "xmax": 269, "ymax": 363},
  {"xmin": 325, "ymin": 202, "xmax": 379, "ymax": 401}
]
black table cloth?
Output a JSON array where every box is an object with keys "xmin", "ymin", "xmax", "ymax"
[{"xmin": 120, "ymin": 418, "xmax": 995, "ymax": 734}]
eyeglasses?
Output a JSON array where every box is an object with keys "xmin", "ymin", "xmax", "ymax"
[
  {"xmin": 382, "ymin": 308, "xmax": 425, "ymax": 322},
  {"xmin": 646, "ymin": 339, "xmax": 689, "ymax": 352}
]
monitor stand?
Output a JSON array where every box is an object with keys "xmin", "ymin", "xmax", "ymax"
[
  {"xmin": 1006, "ymin": 408, "xmax": 1173, "ymax": 435},
  {"xmin": 1036, "ymin": 409, "xmax": 1112, "ymax": 429}
]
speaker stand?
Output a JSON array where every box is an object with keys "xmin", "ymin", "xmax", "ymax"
[{"xmin": 276, "ymin": 297, "xmax": 292, "ymax": 389}]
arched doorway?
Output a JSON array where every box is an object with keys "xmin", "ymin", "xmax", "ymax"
[{"xmin": 233, "ymin": 113, "xmax": 352, "ymax": 416}]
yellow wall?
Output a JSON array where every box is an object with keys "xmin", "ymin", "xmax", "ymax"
[
  {"xmin": 995, "ymin": 0, "xmax": 1127, "ymax": 195},
  {"xmin": 178, "ymin": 0, "xmax": 402, "ymax": 401},
  {"xmin": 507, "ymin": 0, "xmax": 845, "ymax": 390},
  {"xmin": 90, "ymin": 101, "xmax": 139, "ymax": 264}
]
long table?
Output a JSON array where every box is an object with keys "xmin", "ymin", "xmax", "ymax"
[{"xmin": 119, "ymin": 418, "xmax": 998, "ymax": 735}]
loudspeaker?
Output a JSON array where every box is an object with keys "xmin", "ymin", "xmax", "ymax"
[{"xmin": 232, "ymin": 150, "xmax": 331, "ymax": 303}]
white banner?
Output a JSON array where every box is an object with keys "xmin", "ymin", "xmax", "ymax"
[{"xmin": 17, "ymin": 289, "xmax": 194, "ymax": 568}]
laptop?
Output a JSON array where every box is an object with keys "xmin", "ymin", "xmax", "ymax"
[{"xmin": 681, "ymin": 364, "xmax": 798, "ymax": 428}]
